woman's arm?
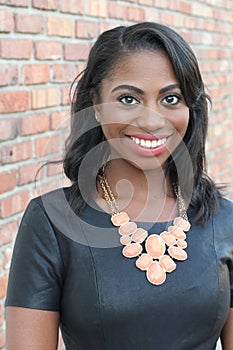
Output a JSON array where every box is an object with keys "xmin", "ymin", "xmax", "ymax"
[
  {"xmin": 5, "ymin": 306, "xmax": 60, "ymax": 350},
  {"xmin": 221, "ymin": 308, "xmax": 233, "ymax": 350}
]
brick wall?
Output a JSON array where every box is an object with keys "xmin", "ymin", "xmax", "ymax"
[{"xmin": 0, "ymin": 0, "xmax": 233, "ymax": 348}]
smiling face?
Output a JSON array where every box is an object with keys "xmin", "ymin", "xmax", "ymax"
[{"xmin": 94, "ymin": 50, "xmax": 190, "ymax": 171}]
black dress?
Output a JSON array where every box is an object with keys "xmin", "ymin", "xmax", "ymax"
[{"xmin": 5, "ymin": 188, "xmax": 233, "ymax": 350}]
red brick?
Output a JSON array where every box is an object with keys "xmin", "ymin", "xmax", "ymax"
[
  {"xmin": 108, "ymin": 2, "xmax": 127, "ymax": 19},
  {"xmin": 0, "ymin": 329, "xmax": 5, "ymax": 349},
  {"xmin": 35, "ymin": 41, "xmax": 62, "ymax": 60},
  {"xmin": 64, "ymin": 43, "xmax": 89, "ymax": 61},
  {"xmin": 1, "ymin": 141, "xmax": 33, "ymax": 164},
  {"xmin": 47, "ymin": 160, "xmax": 63, "ymax": 177},
  {"xmin": 153, "ymin": 0, "xmax": 169, "ymax": 8},
  {"xmin": 0, "ymin": 0, "xmax": 29, "ymax": 6},
  {"xmin": 48, "ymin": 16, "xmax": 75, "ymax": 37},
  {"xmin": 126, "ymin": 6, "xmax": 145, "ymax": 21},
  {"xmin": 18, "ymin": 162, "xmax": 42, "ymax": 185},
  {"xmin": 179, "ymin": 1, "xmax": 192, "ymax": 14},
  {"xmin": 62, "ymin": 86, "xmax": 71, "ymax": 105},
  {"xmin": 61, "ymin": 0, "xmax": 85, "ymax": 14},
  {"xmin": 21, "ymin": 64, "xmax": 50, "ymax": 85},
  {"xmin": 0, "ymin": 39, "xmax": 32, "ymax": 59},
  {"xmin": 180, "ymin": 31, "xmax": 192, "ymax": 43},
  {"xmin": 0, "ymin": 119, "xmax": 18, "ymax": 141},
  {"xmin": 52, "ymin": 64, "xmax": 77, "ymax": 83},
  {"xmin": 31, "ymin": 88, "xmax": 60, "ymax": 109},
  {"xmin": 3, "ymin": 247, "xmax": 13, "ymax": 269},
  {"xmin": 32, "ymin": 0, "xmax": 58, "ymax": 10},
  {"xmin": 87, "ymin": 0, "xmax": 108, "ymax": 17},
  {"xmin": 76, "ymin": 20, "xmax": 99, "ymax": 38},
  {"xmin": 0, "ymin": 221, "xmax": 17, "ymax": 245},
  {"xmin": 100, "ymin": 22, "xmax": 118, "ymax": 33},
  {"xmin": 0, "ymin": 65, "xmax": 18, "ymax": 86},
  {"xmin": 0, "ymin": 275, "xmax": 8, "ymax": 298},
  {"xmin": 0, "ymin": 169, "xmax": 17, "ymax": 194},
  {"xmin": 15, "ymin": 13, "xmax": 44, "ymax": 34},
  {"xmin": 50, "ymin": 110, "xmax": 70, "ymax": 130},
  {"xmin": 35, "ymin": 134, "xmax": 63, "ymax": 158},
  {"xmin": 21, "ymin": 113, "xmax": 50, "ymax": 135},
  {"xmin": 159, "ymin": 12, "xmax": 174, "ymax": 26},
  {"xmin": 0, "ymin": 304, "xmax": 3, "ymax": 327},
  {"xmin": 0, "ymin": 10, "xmax": 14, "ymax": 32},
  {"xmin": 0, "ymin": 91, "xmax": 30, "ymax": 113},
  {"xmin": 0, "ymin": 191, "xmax": 30, "ymax": 218},
  {"xmin": 138, "ymin": 0, "xmax": 153, "ymax": 4}
]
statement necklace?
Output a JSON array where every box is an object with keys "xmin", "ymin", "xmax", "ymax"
[{"xmin": 99, "ymin": 174, "xmax": 191, "ymax": 286}]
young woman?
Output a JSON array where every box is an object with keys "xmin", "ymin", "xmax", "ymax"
[{"xmin": 5, "ymin": 22, "xmax": 233, "ymax": 349}]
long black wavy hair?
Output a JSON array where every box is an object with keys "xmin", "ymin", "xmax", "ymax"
[{"xmin": 63, "ymin": 22, "xmax": 222, "ymax": 224}]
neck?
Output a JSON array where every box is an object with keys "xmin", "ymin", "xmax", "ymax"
[
  {"xmin": 97, "ymin": 159, "xmax": 177, "ymax": 222},
  {"xmin": 103, "ymin": 159, "xmax": 173, "ymax": 201}
]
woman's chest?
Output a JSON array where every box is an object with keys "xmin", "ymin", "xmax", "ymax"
[{"xmin": 58, "ymin": 222, "xmax": 231, "ymax": 349}]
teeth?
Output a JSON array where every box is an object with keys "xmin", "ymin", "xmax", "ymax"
[{"xmin": 131, "ymin": 137, "xmax": 167, "ymax": 149}]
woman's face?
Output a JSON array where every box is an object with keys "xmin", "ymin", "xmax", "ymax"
[{"xmin": 95, "ymin": 50, "xmax": 190, "ymax": 171}]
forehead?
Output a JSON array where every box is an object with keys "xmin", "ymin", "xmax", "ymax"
[{"xmin": 105, "ymin": 50, "xmax": 177, "ymax": 84}]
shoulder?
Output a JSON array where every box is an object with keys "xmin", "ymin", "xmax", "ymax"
[
  {"xmin": 31, "ymin": 186, "xmax": 71, "ymax": 209},
  {"xmin": 17, "ymin": 187, "xmax": 73, "ymax": 243},
  {"xmin": 26, "ymin": 187, "xmax": 93, "ymax": 244},
  {"xmin": 26, "ymin": 187, "xmax": 71, "ymax": 221}
]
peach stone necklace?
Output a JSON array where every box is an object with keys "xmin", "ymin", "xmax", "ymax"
[{"xmin": 99, "ymin": 173, "xmax": 191, "ymax": 286}]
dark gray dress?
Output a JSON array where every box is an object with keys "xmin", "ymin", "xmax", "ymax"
[{"xmin": 5, "ymin": 188, "xmax": 233, "ymax": 350}]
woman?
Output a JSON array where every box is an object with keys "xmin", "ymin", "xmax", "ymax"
[{"xmin": 5, "ymin": 22, "xmax": 233, "ymax": 349}]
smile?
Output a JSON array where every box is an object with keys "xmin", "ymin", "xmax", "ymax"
[{"xmin": 130, "ymin": 136, "xmax": 167, "ymax": 149}]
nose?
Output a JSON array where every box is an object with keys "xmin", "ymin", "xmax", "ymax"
[{"xmin": 135, "ymin": 106, "xmax": 165, "ymax": 132}]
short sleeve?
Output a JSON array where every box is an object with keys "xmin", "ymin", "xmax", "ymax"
[{"xmin": 5, "ymin": 199, "xmax": 64, "ymax": 311}]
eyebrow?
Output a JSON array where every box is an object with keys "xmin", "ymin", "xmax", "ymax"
[
  {"xmin": 111, "ymin": 85, "xmax": 144, "ymax": 94},
  {"xmin": 111, "ymin": 83, "xmax": 180, "ymax": 95}
]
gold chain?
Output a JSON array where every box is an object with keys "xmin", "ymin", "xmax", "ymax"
[
  {"xmin": 99, "ymin": 172, "xmax": 188, "ymax": 221},
  {"xmin": 99, "ymin": 176, "xmax": 120, "ymax": 215},
  {"xmin": 174, "ymin": 184, "xmax": 188, "ymax": 221}
]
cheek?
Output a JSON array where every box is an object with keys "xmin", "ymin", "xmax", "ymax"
[
  {"xmin": 101, "ymin": 123, "xmax": 123, "ymax": 140},
  {"xmin": 169, "ymin": 108, "xmax": 189, "ymax": 136}
]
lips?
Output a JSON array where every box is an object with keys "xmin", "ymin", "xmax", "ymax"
[
  {"xmin": 125, "ymin": 133, "xmax": 170, "ymax": 157},
  {"xmin": 131, "ymin": 136, "xmax": 167, "ymax": 149}
]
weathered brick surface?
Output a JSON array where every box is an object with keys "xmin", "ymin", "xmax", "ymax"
[
  {"xmin": 0, "ymin": 39, "xmax": 32, "ymax": 59},
  {"xmin": 0, "ymin": 65, "xmax": 18, "ymax": 86},
  {"xmin": 31, "ymin": 87, "xmax": 60, "ymax": 109},
  {"xmin": 0, "ymin": 1, "xmax": 233, "ymax": 349},
  {"xmin": 0, "ymin": 119, "xmax": 18, "ymax": 141},
  {"xmin": 20, "ymin": 113, "xmax": 50, "ymax": 135},
  {"xmin": 0, "ymin": 10, "xmax": 14, "ymax": 32},
  {"xmin": 35, "ymin": 40, "xmax": 62, "ymax": 60},
  {"xmin": 21, "ymin": 64, "xmax": 50, "ymax": 85},
  {"xmin": 0, "ymin": 91, "xmax": 31, "ymax": 113},
  {"xmin": 0, "ymin": 170, "xmax": 17, "ymax": 194},
  {"xmin": 15, "ymin": 13, "xmax": 44, "ymax": 34}
]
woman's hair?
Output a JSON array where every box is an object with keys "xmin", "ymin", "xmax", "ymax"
[{"xmin": 63, "ymin": 21, "xmax": 222, "ymax": 224}]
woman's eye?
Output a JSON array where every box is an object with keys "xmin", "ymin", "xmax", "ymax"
[
  {"xmin": 162, "ymin": 94, "xmax": 181, "ymax": 105},
  {"xmin": 118, "ymin": 95, "xmax": 139, "ymax": 105}
]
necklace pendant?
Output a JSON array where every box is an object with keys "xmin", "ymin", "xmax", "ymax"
[
  {"xmin": 111, "ymin": 212, "xmax": 129, "ymax": 226},
  {"xmin": 122, "ymin": 243, "xmax": 142, "ymax": 258},
  {"xmin": 146, "ymin": 261, "xmax": 166, "ymax": 285},
  {"xmin": 168, "ymin": 246, "xmax": 188, "ymax": 261},
  {"xmin": 99, "ymin": 174, "xmax": 191, "ymax": 286},
  {"xmin": 145, "ymin": 234, "xmax": 166, "ymax": 259}
]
